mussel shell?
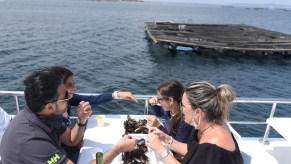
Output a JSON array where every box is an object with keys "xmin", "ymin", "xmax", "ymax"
[{"xmin": 137, "ymin": 138, "xmax": 145, "ymax": 146}]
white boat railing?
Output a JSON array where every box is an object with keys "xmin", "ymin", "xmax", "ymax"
[{"xmin": 1, "ymin": 90, "xmax": 291, "ymax": 145}]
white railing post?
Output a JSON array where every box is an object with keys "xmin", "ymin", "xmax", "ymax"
[
  {"xmin": 144, "ymin": 99, "xmax": 149, "ymax": 115},
  {"xmin": 260, "ymin": 103, "xmax": 277, "ymax": 144},
  {"xmin": 14, "ymin": 96, "xmax": 20, "ymax": 113}
]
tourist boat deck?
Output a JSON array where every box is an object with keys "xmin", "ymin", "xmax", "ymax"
[
  {"xmin": 1, "ymin": 91, "xmax": 291, "ymax": 164},
  {"xmin": 145, "ymin": 21, "xmax": 291, "ymax": 55}
]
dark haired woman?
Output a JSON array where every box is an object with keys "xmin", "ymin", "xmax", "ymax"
[{"xmin": 147, "ymin": 79, "xmax": 193, "ymax": 160}]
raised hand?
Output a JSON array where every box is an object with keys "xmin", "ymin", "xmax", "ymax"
[
  {"xmin": 77, "ymin": 101, "xmax": 92, "ymax": 124},
  {"xmin": 147, "ymin": 115, "xmax": 161, "ymax": 127},
  {"xmin": 148, "ymin": 127, "xmax": 170, "ymax": 144},
  {"xmin": 146, "ymin": 131, "xmax": 165, "ymax": 155},
  {"xmin": 115, "ymin": 134, "xmax": 137, "ymax": 152},
  {"xmin": 149, "ymin": 97, "xmax": 158, "ymax": 106}
]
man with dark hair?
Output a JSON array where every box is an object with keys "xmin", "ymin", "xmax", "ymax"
[
  {"xmin": 0, "ymin": 68, "xmax": 137, "ymax": 164},
  {"xmin": 0, "ymin": 70, "xmax": 92, "ymax": 163}
]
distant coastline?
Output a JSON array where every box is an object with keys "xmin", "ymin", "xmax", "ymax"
[
  {"xmin": 88, "ymin": 0, "xmax": 291, "ymax": 8},
  {"xmin": 89, "ymin": 0, "xmax": 144, "ymax": 2},
  {"xmin": 221, "ymin": 5, "xmax": 291, "ymax": 12}
]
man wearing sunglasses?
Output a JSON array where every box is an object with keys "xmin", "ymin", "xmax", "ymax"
[{"xmin": 0, "ymin": 69, "xmax": 92, "ymax": 164}]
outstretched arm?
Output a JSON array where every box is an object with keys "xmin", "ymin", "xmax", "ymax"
[
  {"xmin": 113, "ymin": 91, "xmax": 138, "ymax": 103},
  {"xmin": 70, "ymin": 91, "xmax": 138, "ymax": 107},
  {"xmin": 90, "ymin": 135, "xmax": 137, "ymax": 164},
  {"xmin": 70, "ymin": 93, "xmax": 113, "ymax": 106}
]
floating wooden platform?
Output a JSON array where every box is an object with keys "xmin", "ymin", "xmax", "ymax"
[{"xmin": 145, "ymin": 22, "xmax": 291, "ymax": 54}]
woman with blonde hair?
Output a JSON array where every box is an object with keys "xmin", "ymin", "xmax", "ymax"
[{"xmin": 146, "ymin": 81, "xmax": 243, "ymax": 164}]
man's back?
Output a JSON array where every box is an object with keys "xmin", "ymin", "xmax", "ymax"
[{"xmin": 0, "ymin": 107, "xmax": 68, "ymax": 164}]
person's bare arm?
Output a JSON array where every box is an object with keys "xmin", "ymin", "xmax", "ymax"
[
  {"xmin": 66, "ymin": 159, "xmax": 74, "ymax": 164},
  {"xmin": 155, "ymin": 129, "xmax": 188, "ymax": 156},
  {"xmin": 89, "ymin": 135, "xmax": 137, "ymax": 164},
  {"xmin": 61, "ymin": 101, "xmax": 92, "ymax": 146},
  {"xmin": 168, "ymin": 138, "xmax": 188, "ymax": 156},
  {"xmin": 112, "ymin": 91, "xmax": 138, "ymax": 103},
  {"xmin": 61, "ymin": 123, "xmax": 86, "ymax": 146},
  {"xmin": 147, "ymin": 127, "xmax": 188, "ymax": 162}
]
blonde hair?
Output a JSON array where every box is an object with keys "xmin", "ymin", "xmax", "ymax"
[{"xmin": 185, "ymin": 81, "xmax": 236, "ymax": 124}]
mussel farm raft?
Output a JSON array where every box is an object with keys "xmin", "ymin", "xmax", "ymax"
[{"xmin": 144, "ymin": 22, "xmax": 291, "ymax": 55}]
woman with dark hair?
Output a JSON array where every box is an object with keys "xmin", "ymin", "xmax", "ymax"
[
  {"xmin": 147, "ymin": 80, "xmax": 193, "ymax": 160},
  {"xmin": 146, "ymin": 81, "xmax": 243, "ymax": 164},
  {"xmin": 44, "ymin": 66, "xmax": 138, "ymax": 163}
]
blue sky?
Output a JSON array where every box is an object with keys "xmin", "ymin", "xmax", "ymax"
[{"xmin": 145, "ymin": 0, "xmax": 291, "ymax": 6}]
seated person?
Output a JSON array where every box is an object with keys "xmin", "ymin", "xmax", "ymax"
[
  {"xmin": 44, "ymin": 66, "xmax": 138, "ymax": 162},
  {"xmin": 0, "ymin": 69, "xmax": 137, "ymax": 164},
  {"xmin": 147, "ymin": 80, "xmax": 193, "ymax": 160},
  {"xmin": 146, "ymin": 81, "xmax": 243, "ymax": 164},
  {"xmin": 0, "ymin": 107, "xmax": 12, "ymax": 162},
  {"xmin": 0, "ymin": 107, "xmax": 11, "ymax": 145}
]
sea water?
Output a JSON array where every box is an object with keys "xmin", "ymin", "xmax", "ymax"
[{"xmin": 1, "ymin": 0, "xmax": 291, "ymax": 136}]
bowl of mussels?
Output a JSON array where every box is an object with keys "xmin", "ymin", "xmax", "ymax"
[
  {"xmin": 123, "ymin": 115, "xmax": 149, "ymax": 134},
  {"xmin": 121, "ymin": 134, "xmax": 150, "ymax": 164},
  {"xmin": 121, "ymin": 115, "xmax": 149, "ymax": 164},
  {"xmin": 117, "ymin": 115, "xmax": 165, "ymax": 164}
]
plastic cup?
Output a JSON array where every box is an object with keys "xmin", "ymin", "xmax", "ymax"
[{"xmin": 96, "ymin": 115, "xmax": 105, "ymax": 127}]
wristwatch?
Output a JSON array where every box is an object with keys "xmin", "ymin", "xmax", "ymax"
[
  {"xmin": 161, "ymin": 150, "xmax": 170, "ymax": 158},
  {"xmin": 113, "ymin": 90, "xmax": 120, "ymax": 99},
  {"xmin": 77, "ymin": 120, "xmax": 87, "ymax": 127}
]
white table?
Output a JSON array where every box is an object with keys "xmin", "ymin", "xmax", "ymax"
[
  {"xmin": 267, "ymin": 117, "xmax": 291, "ymax": 142},
  {"xmin": 77, "ymin": 115, "xmax": 164, "ymax": 164}
]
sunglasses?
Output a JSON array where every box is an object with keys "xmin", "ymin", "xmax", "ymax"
[
  {"xmin": 48, "ymin": 91, "xmax": 73, "ymax": 103},
  {"xmin": 157, "ymin": 97, "xmax": 169, "ymax": 103}
]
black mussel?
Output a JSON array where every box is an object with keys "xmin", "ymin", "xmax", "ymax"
[
  {"xmin": 137, "ymin": 138, "xmax": 145, "ymax": 147},
  {"xmin": 134, "ymin": 126, "xmax": 148, "ymax": 133},
  {"xmin": 141, "ymin": 146, "xmax": 148, "ymax": 153},
  {"xmin": 138, "ymin": 119, "xmax": 147, "ymax": 126}
]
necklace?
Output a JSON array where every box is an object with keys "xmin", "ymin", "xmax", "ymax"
[
  {"xmin": 170, "ymin": 110, "xmax": 176, "ymax": 117},
  {"xmin": 198, "ymin": 124, "xmax": 213, "ymax": 137},
  {"xmin": 170, "ymin": 105, "xmax": 181, "ymax": 117}
]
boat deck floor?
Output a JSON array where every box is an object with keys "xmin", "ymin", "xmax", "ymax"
[{"xmin": 240, "ymin": 137, "xmax": 291, "ymax": 164}]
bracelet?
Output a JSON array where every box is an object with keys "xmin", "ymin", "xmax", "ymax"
[
  {"xmin": 113, "ymin": 90, "xmax": 120, "ymax": 99},
  {"xmin": 167, "ymin": 136, "xmax": 173, "ymax": 147},
  {"xmin": 161, "ymin": 150, "xmax": 170, "ymax": 158},
  {"xmin": 77, "ymin": 120, "xmax": 87, "ymax": 127}
]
